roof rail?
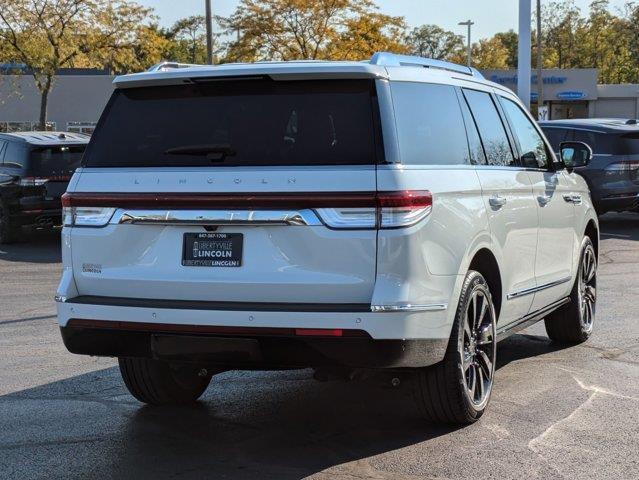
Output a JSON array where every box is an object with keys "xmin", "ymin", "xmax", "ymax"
[
  {"xmin": 147, "ymin": 61, "xmax": 203, "ymax": 72},
  {"xmin": 370, "ymin": 52, "xmax": 484, "ymax": 79}
]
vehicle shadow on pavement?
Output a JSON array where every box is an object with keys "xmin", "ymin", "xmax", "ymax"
[
  {"xmin": 0, "ymin": 332, "xmax": 564, "ymax": 480},
  {"xmin": 0, "ymin": 228, "xmax": 61, "ymax": 263},
  {"xmin": 599, "ymin": 212, "xmax": 639, "ymax": 241}
]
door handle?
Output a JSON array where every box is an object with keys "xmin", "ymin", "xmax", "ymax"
[
  {"xmin": 563, "ymin": 194, "xmax": 582, "ymax": 205},
  {"xmin": 489, "ymin": 195, "xmax": 507, "ymax": 208},
  {"xmin": 537, "ymin": 195, "xmax": 551, "ymax": 206}
]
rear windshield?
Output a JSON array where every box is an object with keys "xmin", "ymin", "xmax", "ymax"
[
  {"xmin": 29, "ymin": 145, "xmax": 85, "ymax": 175},
  {"xmin": 84, "ymin": 79, "xmax": 382, "ymax": 167}
]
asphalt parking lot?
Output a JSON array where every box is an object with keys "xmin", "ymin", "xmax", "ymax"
[{"xmin": 1, "ymin": 214, "xmax": 638, "ymax": 480}]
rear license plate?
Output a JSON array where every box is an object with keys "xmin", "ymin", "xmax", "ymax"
[{"xmin": 182, "ymin": 232, "xmax": 243, "ymax": 267}]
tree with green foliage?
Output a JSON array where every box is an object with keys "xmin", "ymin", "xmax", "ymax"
[
  {"xmin": 405, "ymin": 24, "xmax": 463, "ymax": 60},
  {"xmin": 0, "ymin": 0, "xmax": 155, "ymax": 129},
  {"xmin": 222, "ymin": 0, "xmax": 406, "ymax": 62}
]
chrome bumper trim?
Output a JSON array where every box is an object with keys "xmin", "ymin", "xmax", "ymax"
[{"xmin": 370, "ymin": 303, "xmax": 448, "ymax": 313}]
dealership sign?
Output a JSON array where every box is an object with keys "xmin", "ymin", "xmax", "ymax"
[{"xmin": 556, "ymin": 91, "xmax": 587, "ymax": 100}]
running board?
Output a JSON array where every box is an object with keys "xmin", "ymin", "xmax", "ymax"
[{"xmin": 497, "ymin": 297, "xmax": 571, "ymax": 341}]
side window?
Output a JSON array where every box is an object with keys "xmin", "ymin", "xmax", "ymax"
[
  {"xmin": 3, "ymin": 142, "xmax": 25, "ymax": 169},
  {"xmin": 462, "ymin": 89, "xmax": 515, "ymax": 167},
  {"xmin": 500, "ymin": 97, "xmax": 550, "ymax": 169},
  {"xmin": 458, "ymin": 93, "xmax": 487, "ymax": 165},
  {"xmin": 541, "ymin": 128, "xmax": 569, "ymax": 152},
  {"xmin": 391, "ymin": 82, "xmax": 471, "ymax": 165},
  {"xmin": 572, "ymin": 130, "xmax": 611, "ymax": 155},
  {"xmin": 0, "ymin": 141, "xmax": 7, "ymax": 164}
]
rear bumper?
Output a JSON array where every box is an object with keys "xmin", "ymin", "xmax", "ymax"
[
  {"xmin": 56, "ymin": 297, "xmax": 452, "ymax": 368},
  {"xmin": 59, "ymin": 321, "xmax": 448, "ymax": 369}
]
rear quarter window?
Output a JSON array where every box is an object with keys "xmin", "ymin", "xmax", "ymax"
[{"xmin": 391, "ymin": 82, "xmax": 470, "ymax": 165}]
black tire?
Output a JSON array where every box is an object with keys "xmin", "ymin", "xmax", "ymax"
[
  {"xmin": 414, "ymin": 270, "xmax": 497, "ymax": 425},
  {"xmin": 0, "ymin": 201, "xmax": 18, "ymax": 245},
  {"xmin": 118, "ymin": 357, "xmax": 212, "ymax": 405},
  {"xmin": 544, "ymin": 236, "xmax": 596, "ymax": 344}
]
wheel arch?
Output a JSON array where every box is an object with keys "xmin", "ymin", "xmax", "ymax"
[
  {"xmin": 468, "ymin": 248, "xmax": 503, "ymax": 321},
  {"xmin": 584, "ymin": 219, "xmax": 599, "ymax": 259}
]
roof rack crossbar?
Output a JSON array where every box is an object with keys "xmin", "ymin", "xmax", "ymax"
[
  {"xmin": 370, "ymin": 52, "xmax": 484, "ymax": 79},
  {"xmin": 147, "ymin": 61, "xmax": 204, "ymax": 72}
]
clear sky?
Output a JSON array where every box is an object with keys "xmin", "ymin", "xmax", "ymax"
[{"xmin": 138, "ymin": 0, "xmax": 633, "ymax": 40}]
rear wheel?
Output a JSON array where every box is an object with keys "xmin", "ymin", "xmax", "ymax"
[
  {"xmin": 118, "ymin": 357, "xmax": 212, "ymax": 405},
  {"xmin": 0, "ymin": 201, "xmax": 18, "ymax": 245},
  {"xmin": 544, "ymin": 237, "xmax": 596, "ymax": 344},
  {"xmin": 414, "ymin": 270, "xmax": 497, "ymax": 424}
]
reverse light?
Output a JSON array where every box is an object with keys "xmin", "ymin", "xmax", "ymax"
[
  {"xmin": 317, "ymin": 190, "xmax": 432, "ymax": 229},
  {"xmin": 63, "ymin": 206, "xmax": 116, "ymax": 227}
]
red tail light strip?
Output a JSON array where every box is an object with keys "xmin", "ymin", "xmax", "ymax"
[{"xmin": 62, "ymin": 191, "xmax": 432, "ymax": 209}]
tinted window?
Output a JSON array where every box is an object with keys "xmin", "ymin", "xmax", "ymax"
[
  {"xmin": 463, "ymin": 89, "xmax": 515, "ymax": 166},
  {"xmin": 85, "ymin": 80, "xmax": 381, "ymax": 167},
  {"xmin": 459, "ymin": 94, "xmax": 486, "ymax": 165},
  {"xmin": 3, "ymin": 142, "xmax": 25, "ymax": 169},
  {"xmin": 619, "ymin": 132, "xmax": 639, "ymax": 154},
  {"xmin": 541, "ymin": 127, "xmax": 570, "ymax": 151},
  {"xmin": 0, "ymin": 141, "xmax": 6, "ymax": 163},
  {"xmin": 500, "ymin": 98, "xmax": 549, "ymax": 168},
  {"xmin": 29, "ymin": 145, "xmax": 85, "ymax": 176},
  {"xmin": 392, "ymin": 82, "xmax": 470, "ymax": 165},
  {"xmin": 571, "ymin": 130, "xmax": 613, "ymax": 155}
]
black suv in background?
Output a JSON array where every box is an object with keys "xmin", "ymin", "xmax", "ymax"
[
  {"xmin": 0, "ymin": 132, "xmax": 88, "ymax": 243},
  {"xmin": 540, "ymin": 118, "xmax": 639, "ymax": 215}
]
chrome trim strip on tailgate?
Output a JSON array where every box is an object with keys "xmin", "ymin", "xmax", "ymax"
[{"xmin": 112, "ymin": 209, "xmax": 322, "ymax": 226}]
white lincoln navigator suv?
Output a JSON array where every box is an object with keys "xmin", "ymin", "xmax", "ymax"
[{"xmin": 56, "ymin": 53, "xmax": 599, "ymax": 424}]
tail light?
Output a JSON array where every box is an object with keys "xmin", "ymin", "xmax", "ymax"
[
  {"xmin": 604, "ymin": 161, "xmax": 639, "ymax": 175},
  {"xmin": 317, "ymin": 190, "xmax": 432, "ymax": 229},
  {"xmin": 62, "ymin": 196, "xmax": 115, "ymax": 227},
  {"xmin": 19, "ymin": 177, "xmax": 49, "ymax": 187},
  {"xmin": 61, "ymin": 190, "xmax": 432, "ymax": 229}
]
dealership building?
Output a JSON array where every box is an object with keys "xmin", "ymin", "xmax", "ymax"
[
  {"xmin": 1, "ymin": 66, "xmax": 639, "ymax": 134},
  {"xmin": 481, "ymin": 68, "xmax": 639, "ymax": 120}
]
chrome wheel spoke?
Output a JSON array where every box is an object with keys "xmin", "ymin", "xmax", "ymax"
[
  {"xmin": 464, "ymin": 314, "xmax": 472, "ymax": 340},
  {"xmin": 476, "ymin": 366, "xmax": 485, "ymax": 400},
  {"xmin": 477, "ymin": 349, "xmax": 493, "ymax": 380},
  {"xmin": 477, "ymin": 324, "xmax": 493, "ymax": 346},
  {"xmin": 467, "ymin": 364, "xmax": 477, "ymax": 396}
]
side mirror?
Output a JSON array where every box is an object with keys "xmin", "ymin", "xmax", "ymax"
[{"xmin": 559, "ymin": 141, "xmax": 592, "ymax": 171}]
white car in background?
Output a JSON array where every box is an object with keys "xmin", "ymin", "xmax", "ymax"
[{"xmin": 56, "ymin": 53, "xmax": 599, "ymax": 424}]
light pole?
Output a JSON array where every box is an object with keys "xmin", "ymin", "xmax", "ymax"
[
  {"xmin": 536, "ymin": 0, "xmax": 544, "ymax": 118},
  {"xmin": 458, "ymin": 20, "xmax": 474, "ymax": 67},
  {"xmin": 518, "ymin": 0, "xmax": 532, "ymax": 109},
  {"xmin": 205, "ymin": 0, "xmax": 214, "ymax": 64}
]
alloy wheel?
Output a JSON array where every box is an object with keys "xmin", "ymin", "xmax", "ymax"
[
  {"xmin": 578, "ymin": 244, "xmax": 597, "ymax": 333},
  {"xmin": 462, "ymin": 289, "xmax": 496, "ymax": 408}
]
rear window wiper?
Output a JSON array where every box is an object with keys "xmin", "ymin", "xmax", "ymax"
[{"xmin": 164, "ymin": 144, "xmax": 236, "ymax": 162}]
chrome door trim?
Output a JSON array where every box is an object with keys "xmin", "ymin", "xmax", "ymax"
[
  {"xmin": 112, "ymin": 209, "xmax": 323, "ymax": 226},
  {"xmin": 506, "ymin": 276, "xmax": 572, "ymax": 300},
  {"xmin": 370, "ymin": 303, "xmax": 448, "ymax": 313}
]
